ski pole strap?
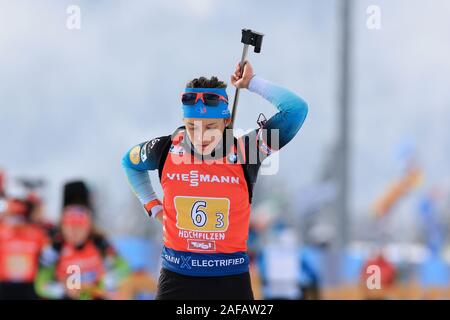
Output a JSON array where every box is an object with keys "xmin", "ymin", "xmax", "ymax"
[{"xmin": 257, "ymin": 113, "xmax": 267, "ymax": 129}]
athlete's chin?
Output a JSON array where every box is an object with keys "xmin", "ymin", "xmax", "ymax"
[
  {"xmin": 195, "ymin": 146, "xmax": 210, "ymax": 155},
  {"xmin": 193, "ymin": 145, "xmax": 213, "ymax": 155}
]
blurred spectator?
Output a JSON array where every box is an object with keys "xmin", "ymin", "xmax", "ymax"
[
  {"xmin": 360, "ymin": 250, "xmax": 396, "ymax": 299},
  {"xmin": 257, "ymin": 223, "xmax": 302, "ymax": 299},
  {"xmin": 0, "ymin": 196, "xmax": 48, "ymax": 299},
  {"xmin": 35, "ymin": 205, "xmax": 129, "ymax": 300}
]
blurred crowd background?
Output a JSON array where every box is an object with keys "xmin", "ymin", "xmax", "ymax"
[{"xmin": 1, "ymin": 0, "xmax": 450, "ymax": 299}]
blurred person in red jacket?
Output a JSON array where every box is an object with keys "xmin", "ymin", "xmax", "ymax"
[
  {"xmin": 360, "ymin": 250, "xmax": 396, "ymax": 299},
  {"xmin": 0, "ymin": 195, "xmax": 49, "ymax": 299},
  {"xmin": 35, "ymin": 205, "xmax": 128, "ymax": 300}
]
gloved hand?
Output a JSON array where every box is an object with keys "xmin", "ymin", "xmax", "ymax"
[{"xmin": 144, "ymin": 199, "xmax": 163, "ymax": 222}]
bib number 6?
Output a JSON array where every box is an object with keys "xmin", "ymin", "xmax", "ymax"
[
  {"xmin": 191, "ymin": 201, "xmax": 207, "ymax": 227},
  {"xmin": 175, "ymin": 196, "xmax": 230, "ymax": 232}
]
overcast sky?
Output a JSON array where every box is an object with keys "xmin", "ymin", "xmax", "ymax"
[{"xmin": 1, "ymin": 0, "xmax": 449, "ymax": 239}]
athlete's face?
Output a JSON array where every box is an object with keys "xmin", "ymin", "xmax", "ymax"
[
  {"xmin": 62, "ymin": 223, "xmax": 90, "ymax": 246},
  {"xmin": 183, "ymin": 117, "xmax": 231, "ymax": 155}
]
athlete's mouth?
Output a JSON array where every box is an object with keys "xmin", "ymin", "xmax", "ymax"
[{"xmin": 198, "ymin": 143, "xmax": 211, "ymax": 150}]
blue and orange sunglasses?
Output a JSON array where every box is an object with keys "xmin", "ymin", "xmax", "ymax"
[{"xmin": 181, "ymin": 92, "xmax": 229, "ymax": 107}]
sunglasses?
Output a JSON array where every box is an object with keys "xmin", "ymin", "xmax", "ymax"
[{"xmin": 181, "ymin": 92, "xmax": 228, "ymax": 107}]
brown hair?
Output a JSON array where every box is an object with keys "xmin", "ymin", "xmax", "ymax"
[{"xmin": 186, "ymin": 76, "xmax": 227, "ymax": 89}]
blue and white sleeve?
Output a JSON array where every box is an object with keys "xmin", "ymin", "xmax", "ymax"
[
  {"xmin": 121, "ymin": 138, "xmax": 167, "ymax": 218},
  {"xmin": 248, "ymin": 75, "xmax": 308, "ymax": 153}
]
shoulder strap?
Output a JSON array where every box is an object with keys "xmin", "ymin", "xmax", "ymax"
[
  {"xmin": 157, "ymin": 127, "xmax": 184, "ymax": 181},
  {"xmin": 235, "ymin": 136, "xmax": 259, "ymax": 204}
]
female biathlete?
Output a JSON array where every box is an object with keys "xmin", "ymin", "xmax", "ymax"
[{"xmin": 122, "ymin": 61, "xmax": 308, "ymax": 300}]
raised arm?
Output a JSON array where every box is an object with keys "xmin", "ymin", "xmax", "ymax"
[
  {"xmin": 248, "ymin": 75, "xmax": 308, "ymax": 150},
  {"xmin": 231, "ymin": 61, "xmax": 308, "ymax": 161}
]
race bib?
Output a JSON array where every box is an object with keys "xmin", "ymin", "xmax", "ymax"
[
  {"xmin": 6, "ymin": 254, "xmax": 32, "ymax": 279},
  {"xmin": 174, "ymin": 196, "xmax": 230, "ymax": 232}
]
